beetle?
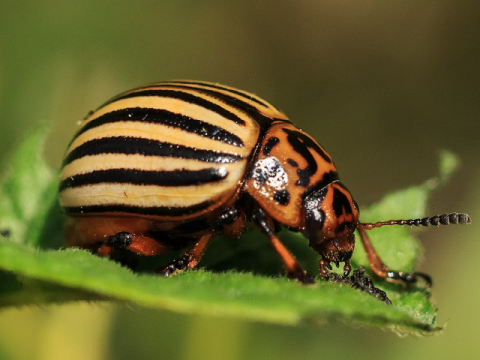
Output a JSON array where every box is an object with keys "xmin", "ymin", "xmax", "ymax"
[{"xmin": 59, "ymin": 80, "xmax": 471, "ymax": 284}]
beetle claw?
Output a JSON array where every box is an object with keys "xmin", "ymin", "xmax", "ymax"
[
  {"xmin": 386, "ymin": 270, "xmax": 433, "ymax": 287},
  {"xmin": 343, "ymin": 261, "xmax": 352, "ymax": 277}
]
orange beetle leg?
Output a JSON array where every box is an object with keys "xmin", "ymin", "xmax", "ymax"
[
  {"xmin": 161, "ymin": 232, "xmax": 212, "ymax": 276},
  {"xmin": 252, "ymin": 208, "xmax": 314, "ymax": 284},
  {"xmin": 357, "ymin": 227, "xmax": 431, "ymax": 285},
  {"xmin": 97, "ymin": 231, "xmax": 173, "ymax": 257}
]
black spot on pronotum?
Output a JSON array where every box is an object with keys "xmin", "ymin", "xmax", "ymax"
[
  {"xmin": 304, "ymin": 170, "xmax": 340, "ymax": 199},
  {"xmin": 263, "ymin": 137, "xmax": 280, "ymax": 156},
  {"xmin": 282, "ymin": 128, "xmax": 332, "ymax": 188},
  {"xmin": 287, "ymin": 158, "xmax": 298, "ymax": 167},
  {"xmin": 274, "ymin": 189, "xmax": 291, "ymax": 205}
]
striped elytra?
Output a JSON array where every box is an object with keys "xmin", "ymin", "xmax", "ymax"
[{"xmin": 60, "ymin": 80, "xmax": 471, "ymax": 287}]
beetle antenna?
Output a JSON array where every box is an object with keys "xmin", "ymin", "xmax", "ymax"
[{"xmin": 357, "ymin": 212, "xmax": 471, "ymax": 230}]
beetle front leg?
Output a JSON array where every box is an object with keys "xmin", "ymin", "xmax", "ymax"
[
  {"xmin": 252, "ymin": 208, "xmax": 314, "ymax": 284},
  {"xmin": 357, "ymin": 227, "xmax": 432, "ymax": 286}
]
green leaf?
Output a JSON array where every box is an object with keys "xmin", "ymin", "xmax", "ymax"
[
  {"xmin": 0, "ymin": 129, "xmax": 460, "ymax": 334},
  {"xmin": 0, "ymin": 127, "xmax": 64, "ymax": 249}
]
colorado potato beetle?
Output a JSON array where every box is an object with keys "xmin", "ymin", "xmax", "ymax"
[{"xmin": 59, "ymin": 80, "xmax": 471, "ymax": 284}]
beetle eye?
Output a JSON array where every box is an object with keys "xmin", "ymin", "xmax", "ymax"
[{"xmin": 303, "ymin": 188, "xmax": 328, "ymax": 240}]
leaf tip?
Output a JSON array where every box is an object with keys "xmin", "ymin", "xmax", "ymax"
[{"xmin": 436, "ymin": 150, "xmax": 460, "ymax": 186}]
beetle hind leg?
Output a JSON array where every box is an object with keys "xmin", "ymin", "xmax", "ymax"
[{"xmin": 97, "ymin": 231, "xmax": 174, "ymax": 257}]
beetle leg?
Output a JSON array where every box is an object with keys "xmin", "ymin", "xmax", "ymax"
[
  {"xmin": 212, "ymin": 207, "xmax": 245, "ymax": 239},
  {"xmin": 319, "ymin": 258, "xmax": 333, "ymax": 278},
  {"xmin": 212, "ymin": 207, "xmax": 241, "ymax": 229},
  {"xmin": 357, "ymin": 227, "xmax": 432, "ymax": 286},
  {"xmin": 252, "ymin": 209, "xmax": 314, "ymax": 284},
  {"xmin": 97, "ymin": 232, "xmax": 173, "ymax": 257},
  {"xmin": 161, "ymin": 232, "xmax": 212, "ymax": 276}
]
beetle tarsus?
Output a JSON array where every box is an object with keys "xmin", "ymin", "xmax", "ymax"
[
  {"xmin": 414, "ymin": 272, "xmax": 433, "ymax": 286},
  {"xmin": 324, "ymin": 267, "xmax": 391, "ymax": 304},
  {"xmin": 343, "ymin": 260, "xmax": 352, "ymax": 277},
  {"xmin": 319, "ymin": 259, "xmax": 331, "ymax": 279},
  {"xmin": 160, "ymin": 233, "xmax": 212, "ymax": 276},
  {"xmin": 350, "ymin": 268, "xmax": 391, "ymax": 304},
  {"xmin": 161, "ymin": 253, "xmax": 191, "ymax": 277},
  {"xmin": 386, "ymin": 270, "xmax": 432, "ymax": 286}
]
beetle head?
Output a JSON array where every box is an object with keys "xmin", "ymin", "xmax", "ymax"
[{"xmin": 301, "ymin": 181, "xmax": 359, "ymax": 275}]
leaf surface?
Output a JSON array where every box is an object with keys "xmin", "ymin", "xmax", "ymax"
[{"xmin": 0, "ymin": 130, "xmax": 460, "ymax": 334}]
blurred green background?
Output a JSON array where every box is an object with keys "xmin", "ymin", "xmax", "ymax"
[{"xmin": 0, "ymin": 1, "xmax": 479, "ymax": 359}]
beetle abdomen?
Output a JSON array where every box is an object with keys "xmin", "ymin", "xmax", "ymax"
[{"xmin": 59, "ymin": 81, "xmax": 288, "ymax": 220}]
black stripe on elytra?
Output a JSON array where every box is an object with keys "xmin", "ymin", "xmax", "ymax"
[
  {"xmin": 169, "ymin": 81, "xmax": 272, "ymax": 108},
  {"xmin": 282, "ymin": 128, "xmax": 332, "ymax": 187},
  {"xmin": 103, "ymin": 89, "xmax": 246, "ymax": 126},
  {"xmin": 63, "ymin": 201, "xmax": 212, "ymax": 217},
  {"xmin": 75, "ymin": 108, "xmax": 244, "ymax": 147},
  {"xmin": 59, "ymin": 168, "xmax": 228, "ymax": 191},
  {"xmin": 332, "ymin": 187, "xmax": 353, "ymax": 218},
  {"xmin": 163, "ymin": 84, "xmax": 281, "ymax": 131},
  {"xmin": 62, "ymin": 137, "xmax": 243, "ymax": 167}
]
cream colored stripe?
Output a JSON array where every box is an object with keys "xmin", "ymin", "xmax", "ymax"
[
  {"xmin": 82, "ymin": 96, "xmax": 258, "ymax": 140},
  {"xmin": 58, "ymin": 165, "xmax": 244, "ymax": 208},
  {"xmin": 66, "ymin": 120, "xmax": 252, "ymax": 157},
  {"xmin": 60, "ymin": 154, "xmax": 242, "ymax": 181},
  {"xmin": 117, "ymin": 85, "xmax": 260, "ymax": 127}
]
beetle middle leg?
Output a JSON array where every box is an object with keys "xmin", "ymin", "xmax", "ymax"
[
  {"xmin": 252, "ymin": 208, "xmax": 314, "ymax": 284},
  {"xmin": 357, "ymin": 227, "xmax": 432, "ymax": 285},
  {"xmin": 160, "ymin": 232, "xmax": 212, "ymax": 276},
  {"xmin": 160, "ymin": 207, "xmax": 245, "ymax": 276}
]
